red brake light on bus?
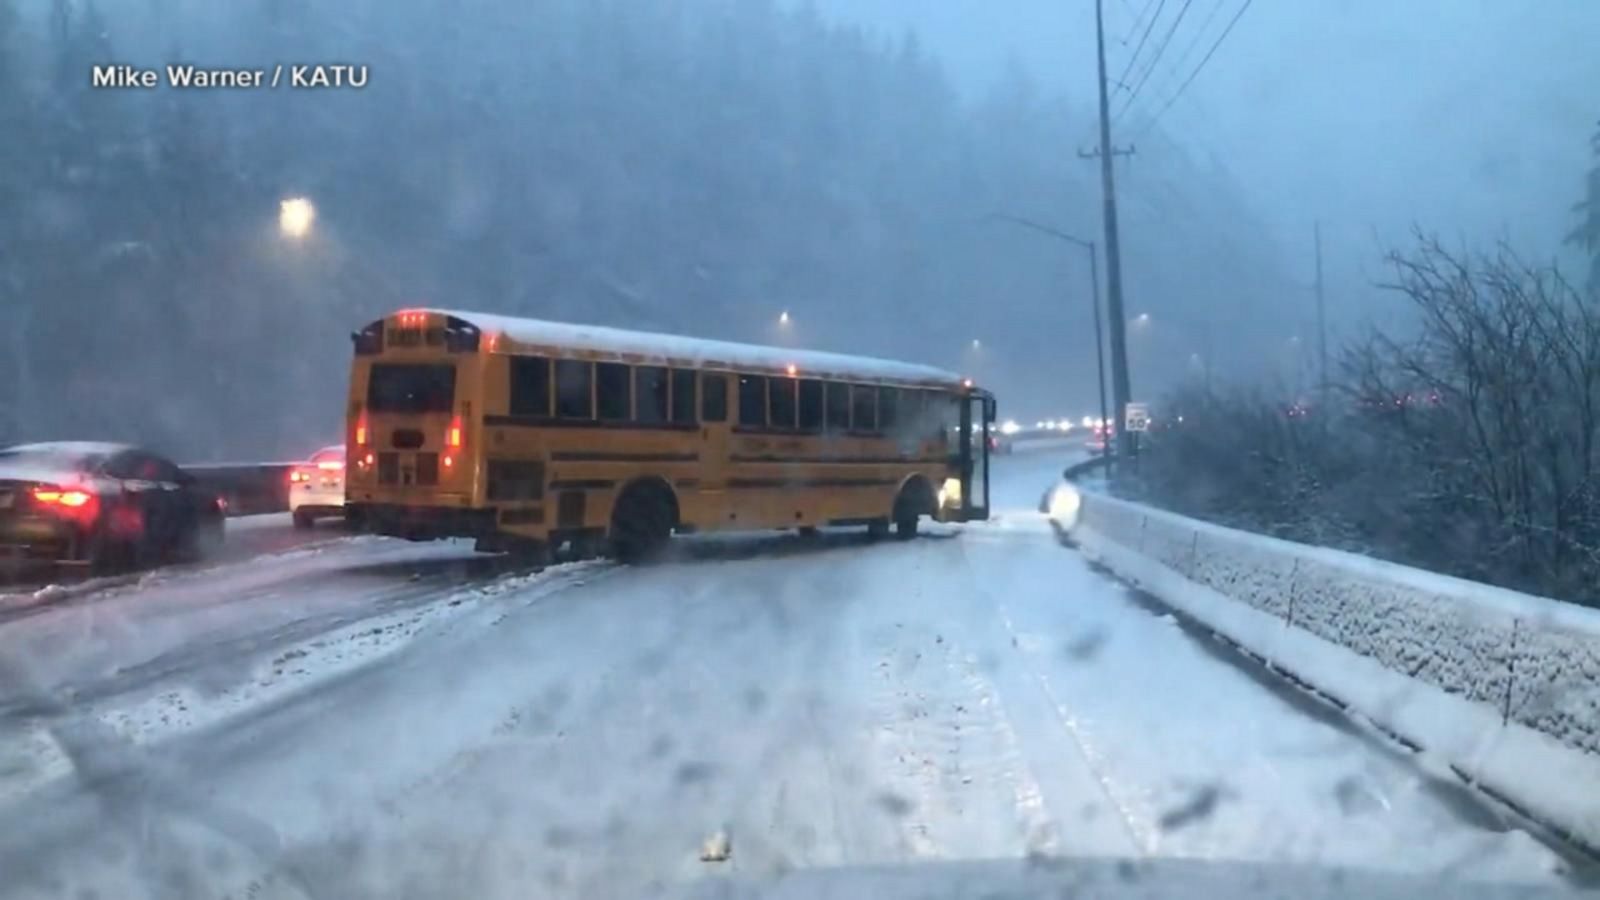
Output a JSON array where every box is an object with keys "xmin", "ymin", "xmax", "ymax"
[
  {"xmin": 448, "ymin": 417, "xmax": 463, "ymax": 449},
  {"xmin": 356, "ymin": 411, "xmax": 369, "ymax": 448}
]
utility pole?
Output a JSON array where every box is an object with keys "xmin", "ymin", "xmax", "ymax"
[
  {"xmin": 1314, "ymin": 220, "xmax": 1328, "ymax": 407},
  {"xmin": 1086, "ymin": 0, "xmax": 1136, "ymax": 461}
]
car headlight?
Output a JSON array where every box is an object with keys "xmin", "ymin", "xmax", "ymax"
[
  {"xmin": 1046, "ymin": 482, "xmax": 1082, "ymax": 528},
  {"xmin": 938, "ymin": 477, "xmax": 962, "ymax": 508}
]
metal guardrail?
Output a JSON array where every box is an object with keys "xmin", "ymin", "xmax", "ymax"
[{"xmin": 182, "ymin": 462, "xmax": 299, "ymax": 517}]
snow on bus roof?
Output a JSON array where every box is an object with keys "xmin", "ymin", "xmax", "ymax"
[{"xmin": 427, "ymin": 309, "xmax": 965, "ymax": 386}]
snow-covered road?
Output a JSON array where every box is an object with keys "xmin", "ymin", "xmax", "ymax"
[{"xmin": 0, "ymin": 448, "xmax": 1585, "ymax": 899}]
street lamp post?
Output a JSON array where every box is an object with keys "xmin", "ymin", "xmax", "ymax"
[{"xmin": 986, "ymin": 213, "xmax": 1111, "ymax": 465}]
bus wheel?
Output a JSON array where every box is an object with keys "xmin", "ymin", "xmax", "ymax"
[
  {"xmin": 610, "ymin": 482, "xmax": 676, "ymax": 564},
  {"xmin": 893, "ymin": 478, "xmax": 935, "ymax": 540}
]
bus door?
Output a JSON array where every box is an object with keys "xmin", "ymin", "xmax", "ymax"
[{"xmin": 958, "ymin": 392, "xmax": 993, "ymax": 521}]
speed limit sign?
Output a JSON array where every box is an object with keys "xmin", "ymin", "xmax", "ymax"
[{"xmin": 1125, "ymin": 402, "xmax": 1151, "ymax": 433}]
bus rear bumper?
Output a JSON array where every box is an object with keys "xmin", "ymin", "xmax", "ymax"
[{"xmin": 348, "ymin": 503, "xmax": 499, "ymax": 541}]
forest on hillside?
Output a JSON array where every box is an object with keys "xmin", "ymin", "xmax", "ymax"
[
  {"xmin": 1131, "ymin": 120, "xmax": 1600, "ymax": 604},
  {"xmin": 0, "ymin": 0, "xmax": 1297, "ymax": 460}
]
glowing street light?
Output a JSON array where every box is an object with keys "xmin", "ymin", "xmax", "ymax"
[
  {"xmin": 778, "ymin": 311, "xmax": 791, "ymax": 325},
  {"xmin": 279, "ymin": 196, "xmax": 316, "ymax": 239},
  {"xmin": 1134, "ymin": 312, "xmax": 1151, "ymax": 325},
  {"xmin": 971, "ymin": 338, "xmax": 982, "ymax": 349}
]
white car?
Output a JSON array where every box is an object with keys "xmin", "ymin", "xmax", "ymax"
[{"xmin": 288, "ymin": 444, "xmax": 347, "ymax": 529}]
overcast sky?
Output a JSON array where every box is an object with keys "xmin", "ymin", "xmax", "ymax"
[{"xmin": 803, "ymin": 0, "xmax": 1599, "ymax": 319}]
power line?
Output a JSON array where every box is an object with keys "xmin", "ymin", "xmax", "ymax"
[
  {"xmin": 1115, "ymin": 0, "xmax": 1195, "ymax": 124},
  {"xmin": 1113, "ymin": 0, "xmax": 1166, "ymax": 93},
  {"xmin": 1129, "ymin": 0, "xmax": 1254, "ymax": 142},
  {"xmin": 1119, "ymin": 0, "xmax": 1160, "ymax": 46},
  {"xmin": 1164, "ymin": 0, "xmax": 1230, "ymax": 85}
]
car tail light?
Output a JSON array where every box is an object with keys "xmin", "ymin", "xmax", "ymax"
[
  {"xmin": 317, "ymin": 460, "xmax": 343, "ymax": 472},
  {"xmin": 33, "ymin": 488, "xmax": 93, "ymax": 507},
  {"xmin": 32, "ymin": 486, "xmax": 97, "ymax": 518},
  {"xmin": 290, "ymin": 469, "xmax": 310, "ymax": 483}
]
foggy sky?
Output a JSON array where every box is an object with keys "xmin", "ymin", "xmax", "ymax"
[{"xmin": 803, "ymin": 0, "xmax": 1600, "ymax": 328}]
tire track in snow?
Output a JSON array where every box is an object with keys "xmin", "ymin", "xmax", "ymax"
[{"xmin": 952, "ymin": 525, "xmax": 1155, "ymax": 858}]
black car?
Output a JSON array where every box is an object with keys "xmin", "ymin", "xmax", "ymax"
[{"xmin": 0, "ymin": 442, "xmax": 225, "ymax": 572}]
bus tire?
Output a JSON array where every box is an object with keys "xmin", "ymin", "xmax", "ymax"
[
  {"xmin": 610, "ymin": 480, "xmax": 677, "ymax": 564},
  {"xmin": 893, "ymin": 477, "xmax": 935, "ymax": 540}
]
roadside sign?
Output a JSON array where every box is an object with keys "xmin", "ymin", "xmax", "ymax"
[{"xmin": 1125, "ymin": 402, "xmax": 1151, "ymax": 433}]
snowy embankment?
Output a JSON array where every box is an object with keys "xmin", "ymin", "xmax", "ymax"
[{"xmin": 1052, "ymin": 482, "xmax": 1600, "ymax": 851}]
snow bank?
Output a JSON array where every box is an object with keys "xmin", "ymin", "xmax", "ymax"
[{"xmin": 1063, "ymin": 485, "xmax": 1600, "ymax": 849}]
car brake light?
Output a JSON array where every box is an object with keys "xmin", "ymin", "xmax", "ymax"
[
  {"xmin": 290, "ymin": 470, "xmax": 309, "ymax": 483},
  {"xmin": 33, "ymin": 487, "xmax": 94, "ymax": 509},
  {"xmin": 317, "ymin": 460, "xmax": 343, "ymax": 471}
]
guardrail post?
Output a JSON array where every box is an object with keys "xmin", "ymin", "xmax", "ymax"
[
  {"xmin": 1284, "ymin": 558, "xmax": 1301, "ymax": 626},
  {"xmin": 1502, "ymin": 617, "xmax": 1521, "ymax": 726},
  {"xmin": 1186, "ymin": 530, "xmax": 1199, "ymax": 578}
]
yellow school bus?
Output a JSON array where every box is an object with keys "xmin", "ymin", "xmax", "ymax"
[{"xmin": 344, "ymin": 309, "xmax": 995, "ymax": 561}]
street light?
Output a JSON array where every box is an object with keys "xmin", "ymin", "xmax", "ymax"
[
  {"xmin": 779, "ymin": 311, "xmax": 790, "ymax": 325},
  {"xmin": 972, "ymin": 338, "xmax": 981, "ymax": 350},
  {"xmin": 984, "ymin": 213, "xmax": 1112, "ymax": 464},
  {"xmin": 279, "ymin": 197, "xmax": 315, "ymax": 239},
  {"xmin": 1135, "ymin": 313, "xmax": 1151, "ymax": 324}
]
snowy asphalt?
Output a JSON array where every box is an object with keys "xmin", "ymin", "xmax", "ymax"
[{"xmin": 0, "ymin": 446, "xmax": 1586, "ymax": 899}]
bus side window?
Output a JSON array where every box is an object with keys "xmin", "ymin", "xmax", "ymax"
[
  {"xmin": 738, "ymin": 374, "xmax": 767, "ymax": 428},
  {"xmin": 636, "ymin": 366, "xmax": 668, "ymax": 424},
  {"xmin": 850, "ymin": 385, "xmax": 877, "ymax": 433},
  {"xmin": 900, "ymin": 389, "xmax": 924, "ymax": 442},
  {"xmin": 878, "ymin": 387, "xmax": 899, "ymax": 434},
  {"xmin": 670, "ymin": 369, "xmax": 697, "ymax": 425},
  {"xmin": 769, "ymin": 377, "xmax": 797, "ymax": 430},
  {"xmin": 702, "ymin": 373, "xmax": 728, "ymax": 422},
  {"xmin": 555, "ymin": 360, "xmax": 593, "ymax": 419},
  {"xmin": 798, "ymin": 379, "xmax": 823, "ymax": 432},
  {"xmin": 597, "ymin": 363, "xmax": 631, "ymax": 421},
  {"xmin": 509, "ymin": 356, "xmax": 551, "ymax": 417},
  {"xmin": 824, "ymin": 382, "xmax": 850, "ymax": 431}
]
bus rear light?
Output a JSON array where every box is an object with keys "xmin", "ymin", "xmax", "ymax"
[
  {"xmin": 448, "ymin": 417, "xmax": 463, "ymax": 449},
  {"xmin": 443, "ymin": 455, "xmax": 455, "ymax": 470}
]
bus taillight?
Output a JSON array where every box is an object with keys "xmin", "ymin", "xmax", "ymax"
[{"xmin": 448, "ymin": 416, "xmax": 463, "ymax": 450}]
